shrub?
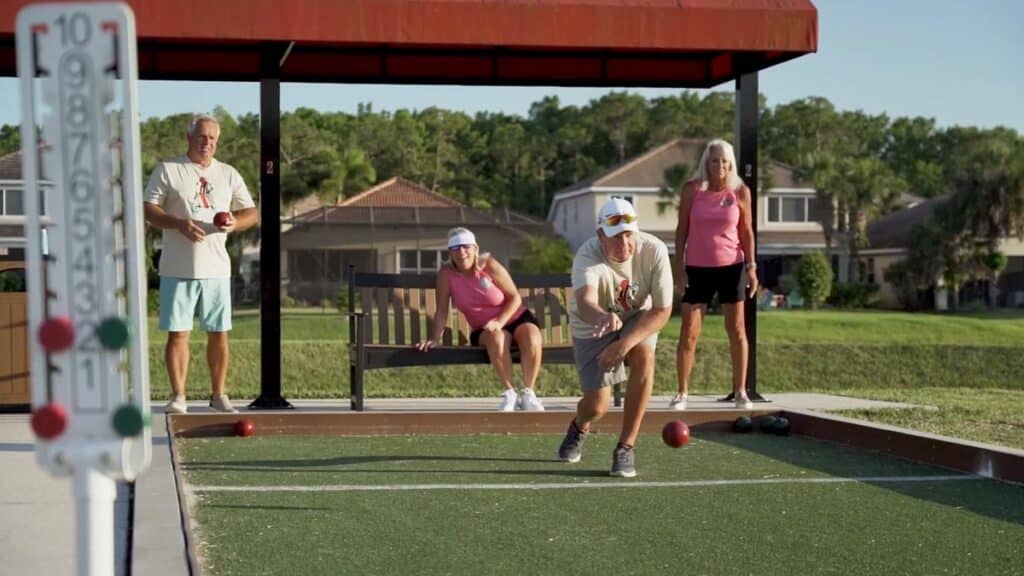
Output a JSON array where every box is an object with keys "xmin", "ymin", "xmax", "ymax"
[
  {"xmin": 884, "ymin": 259, "xmax": 928, "ymax": 311},
  {"xmin": 519, "ymin": 236, "xmax": 573, "ymax": 274},
  {"xmin": 828, "ymin": 282, "xmax": 880, "ymax": 308},
  {"xmin": 794, "ymin": 252, "xmax": 832, "ymax": 309},
  {"xmin": 984, "ymin": 251, "xmax": 1008, "ymax": 274},
  {"xmin": 147, "ymin": 289, "xmax": 160, "ymax": 316},
  {"xmin": 778, "ymin": 274, "xmax": 798, "ymax": 295},
  {"xmin": 0, "ymin": 270, "xmax": 25, "ymax": 292},
  {"xmin": 333, "ymin": 284, "xmax": 362, "ymax": 311}
]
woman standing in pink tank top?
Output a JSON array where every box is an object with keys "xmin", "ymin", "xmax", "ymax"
[
  {"xmin": 416, "ymin": 227, "xmax": 545, "ymax": 412},
  {"xmin": 671, "ymin": 140, "xmax": 759, "ymax": 411}
]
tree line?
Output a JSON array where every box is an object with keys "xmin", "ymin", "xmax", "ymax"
[{"xmin": 1, "ymin": 91, "xmax": 1021, "ymax": 307}]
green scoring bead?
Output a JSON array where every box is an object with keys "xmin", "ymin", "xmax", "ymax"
[
  {"xmin": 97, "ymin": 317, "xmax": 131, "ymax": 350},
  {"xmin": 112, "ymin": 404, "xmax": 149, "ymax": 437}
]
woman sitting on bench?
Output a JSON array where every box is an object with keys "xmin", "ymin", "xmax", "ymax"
[{"xmin": 416, "ymin": 227, "xmax": 546, "ymax": 411}]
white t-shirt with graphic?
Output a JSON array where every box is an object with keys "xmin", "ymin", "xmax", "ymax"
[
  {"xmin": 144, "ymin": 155, "xmax": 255, "ymax": 279},
  {"xmin": 569, "ymin": 231, "xmax": 674, "ymax": 339}
]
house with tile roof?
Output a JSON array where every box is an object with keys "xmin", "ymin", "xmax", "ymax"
[
  {"xmin": 547, "ymin": 138, "xmax": 852, "ymax": 291},
  {"xmin": 281, "ymin": 177, "xmax": 555, "ymax": 303},
  {"xmin": 864, "ymin": 196, "xmax": 1024, "ymax": 309}
]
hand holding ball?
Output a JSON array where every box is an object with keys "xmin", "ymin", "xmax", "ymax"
[{"xmin": 214, "ymin": 211, "xmax": 233, "ymax": 228}]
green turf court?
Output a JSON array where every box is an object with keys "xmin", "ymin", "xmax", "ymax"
[{"xmin": 177, "ymin": 432, "xmax": 1024, "ymax": 576}]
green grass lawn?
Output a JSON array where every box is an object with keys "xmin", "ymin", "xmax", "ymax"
[
  {"xmin": 662, "ymin": 308, "xmax": 1024, "ymax": 345},
  {"xmin": 150, "ymin": 307, "xmax": 1024, "ymax": 346},
  {"xmin": 179, "ymin": 433, "xmax": 1024, "ymax": 576},
  {"xmin": 833, "ymin": 388, "xmax": 1024, "ymax": 449},
  {"xmin": 147, "ymin": 308, "xmax": 1024, "ymax": 449}
]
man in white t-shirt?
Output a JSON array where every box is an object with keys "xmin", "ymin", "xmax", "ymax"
[
  {"xmin": 143, "ymin": 114, "xmax": 259, "ymax": 414},
  {"xmin": 556, "ymin": 198, "xmax": 673, "ymax": 477}
]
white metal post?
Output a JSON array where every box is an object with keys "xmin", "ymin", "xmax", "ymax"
[{"xmin": 74, "ymin": 465, "xmax": 117, "ymax": 576}]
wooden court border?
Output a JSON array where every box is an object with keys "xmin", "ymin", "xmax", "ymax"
[{"xmin": 168, "ymin": 408, "xmax": 1024, "ymax": 484}]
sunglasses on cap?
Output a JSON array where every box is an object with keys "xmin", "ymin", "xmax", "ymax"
[{"xmin": 601, "ymin": 213, "xmax": 637, "ymax": 227}]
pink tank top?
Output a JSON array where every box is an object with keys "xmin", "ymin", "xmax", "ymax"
[
  {"xmin": 447, "ymin": 267, "xmax": 525, "ymax": 330},
  {"xmin": 685, "ymin": 187, "xmax": 745, "ymax": 267}
]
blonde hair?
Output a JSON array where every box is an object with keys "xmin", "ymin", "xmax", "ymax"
[{"xmin": 692, "ymin": 139, "xmax": 745, "ymax": 192}]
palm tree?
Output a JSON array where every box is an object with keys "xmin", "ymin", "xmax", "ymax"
[
  {"xmin": 656, "ymin": 162, "xmax": 691, "ymax": 215},
  {"xmin": 841, "ymin": 157, "xmax": 904, "ymax": 282},
  {"xmin": 946, "ymin": 135, "xmax": 1024, "ymax": 307},
  {"xmin": 801, "ymin": 152, "xmax": 842, "ymax": 264},
  {"xmin": 320, "ymin": 147, "xmax": 377, "ymax": 204}
]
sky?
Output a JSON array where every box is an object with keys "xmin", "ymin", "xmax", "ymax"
[{"xmin": 1, "ymin": 1, "xmax": 1022, "ymax": 133}]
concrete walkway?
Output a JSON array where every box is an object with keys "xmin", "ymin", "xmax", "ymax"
[{"xmin": 0, "ymin": 393, "xmax": 928, "ymax": 575}]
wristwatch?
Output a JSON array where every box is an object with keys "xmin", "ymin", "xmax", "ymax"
[{"xmin": 744, "ymin": 261, "xmax": 757, "ymax": 270}]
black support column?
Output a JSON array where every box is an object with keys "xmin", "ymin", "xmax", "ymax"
[
  {"xmin": 250, "ymin": 42, "xmax": 292, "ymax": 409},
  {"xmin": 735, "ymin": 71, "xmax": 766, "ymax": 402}
]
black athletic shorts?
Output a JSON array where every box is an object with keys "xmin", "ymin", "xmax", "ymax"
[
  {"xmin": 470, "ymin": 308, "xmax": 540, "ymax": 346},
  {"xmin": 681, "ymin": 263, "xmax": 747, "ymax": 305}
]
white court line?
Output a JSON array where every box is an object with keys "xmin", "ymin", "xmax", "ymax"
[{"xmin": 191, "ymin": 475, "xmax": 982, "ymax": 493}]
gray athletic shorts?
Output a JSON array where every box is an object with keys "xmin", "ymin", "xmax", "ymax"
[{"xmin": 572, "ymin": 314, "xmax": 659, "ymax": 391}]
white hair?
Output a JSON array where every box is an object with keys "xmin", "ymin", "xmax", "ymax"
[
  {"xmin": 692, "ymin": 139, "xmax": 745, "ymax": 192},
  {"xmin": 188, "ymin": 114, "xmax": 220, "ymax": 136}
]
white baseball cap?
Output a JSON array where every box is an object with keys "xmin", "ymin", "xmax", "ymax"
[
  {"xmin": 447, "ymin": 228, "xmax": 477, "ymax": 249},
  {"xmin": 597, "ymin": 198, "xmax": 639, "ymax": 237}
]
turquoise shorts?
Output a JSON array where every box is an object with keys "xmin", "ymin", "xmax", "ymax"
[{"xmin": 158, "ymin": 277, "xmax": 233, "ymax": 332}]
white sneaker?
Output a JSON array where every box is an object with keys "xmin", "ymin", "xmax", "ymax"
[
  {"xmin": 165, "ymin": 395, "xmax": 187, "ymax": 415},
  {"xmin": 668, "ymin": 393, "xmax": 688, "ymax": 411},
  {"xmin": 210, "ymin": 394, "xmax": 239, "ymax": 414},
  {"xmin": 518, "ymin": 388, "xmax": 545, "ymax": 412},
  {"xmin": 735, "ymin": 397, "xmax": 753, "ymax": 410},
  {"xmin": 498, "ymin": 389, "xmax": 518, "ymax": 412}
]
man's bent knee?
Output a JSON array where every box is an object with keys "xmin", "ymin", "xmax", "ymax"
[{"xmin": 626, "ymin": 343, "xmax": 656, "ymax": 370}]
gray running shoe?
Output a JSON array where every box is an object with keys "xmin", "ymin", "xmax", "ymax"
[
  {"xmin": 610, "ymin": 444, "xmax": 637, "ymax": 478},
  {"xmin": 557, "ymin": 420, "xmax": 587, "ymax": 463}
]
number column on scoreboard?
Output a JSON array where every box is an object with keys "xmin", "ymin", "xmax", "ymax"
[{"xmin": 18, "ymin": 4, "xmax": 150, "ymax": 480}]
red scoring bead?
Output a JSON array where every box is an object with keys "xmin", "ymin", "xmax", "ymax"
[
  {"xmin": 39, "ymin": 316, "xmax": 75, "ymax": 352},
  {"xmin": 31, "ymin": 403, "xmax": 68, "ymax": 440}
]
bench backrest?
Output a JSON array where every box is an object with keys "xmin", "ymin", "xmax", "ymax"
[{"xmin": 348, "ymin": 270, "xmax": 574, "ymax": 347}]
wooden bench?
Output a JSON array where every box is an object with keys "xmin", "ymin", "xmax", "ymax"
[{"xmin": 346, "ymin": 267, "xmax": 622, "ymax": 411}]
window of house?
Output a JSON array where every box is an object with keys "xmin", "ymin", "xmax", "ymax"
[
  {"xmin": 420, "ymin": 250, "xmax": 438, "ymax": 270},
  {"xmin": 326, "ymin": 251, "xmax": 344, "ymax": 281},
  {"xmin": 767, "ymin": 195, "xmax": 815, "ymax": 223},
  {"xmin": 807, "ymin": 196, "xmax": 825, "ymax": 223},
  {"xmin": 862, "ymin": 257, "xmax": 876, "ymax": 284},
  {"xmin": 399, "ymin": 249, "xmax": 444, "ymax": 274},
  {"xmin": 291, "ymin": 251, "xmax": 323, "ymax": 281},
  {"xmin": 2, "ymin": 188, "xmax": 24, "ymax": 216}
]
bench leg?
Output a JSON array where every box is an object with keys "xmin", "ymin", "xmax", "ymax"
[
  {"xmin": 351, "ymin": 363, "xmax": 364, "ymax": 411},
  {"xmin": 613, "ymin": 383, "xmax": 622, "ymax": 408}
]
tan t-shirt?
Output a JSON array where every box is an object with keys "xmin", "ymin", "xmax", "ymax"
[
  {"xmin": 144, "ymin": 155, "xmax": 255, "ymax": 279},
  {"xmin": 569, "ymin": 231, "xmax": 674, "ymax": 339}
]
